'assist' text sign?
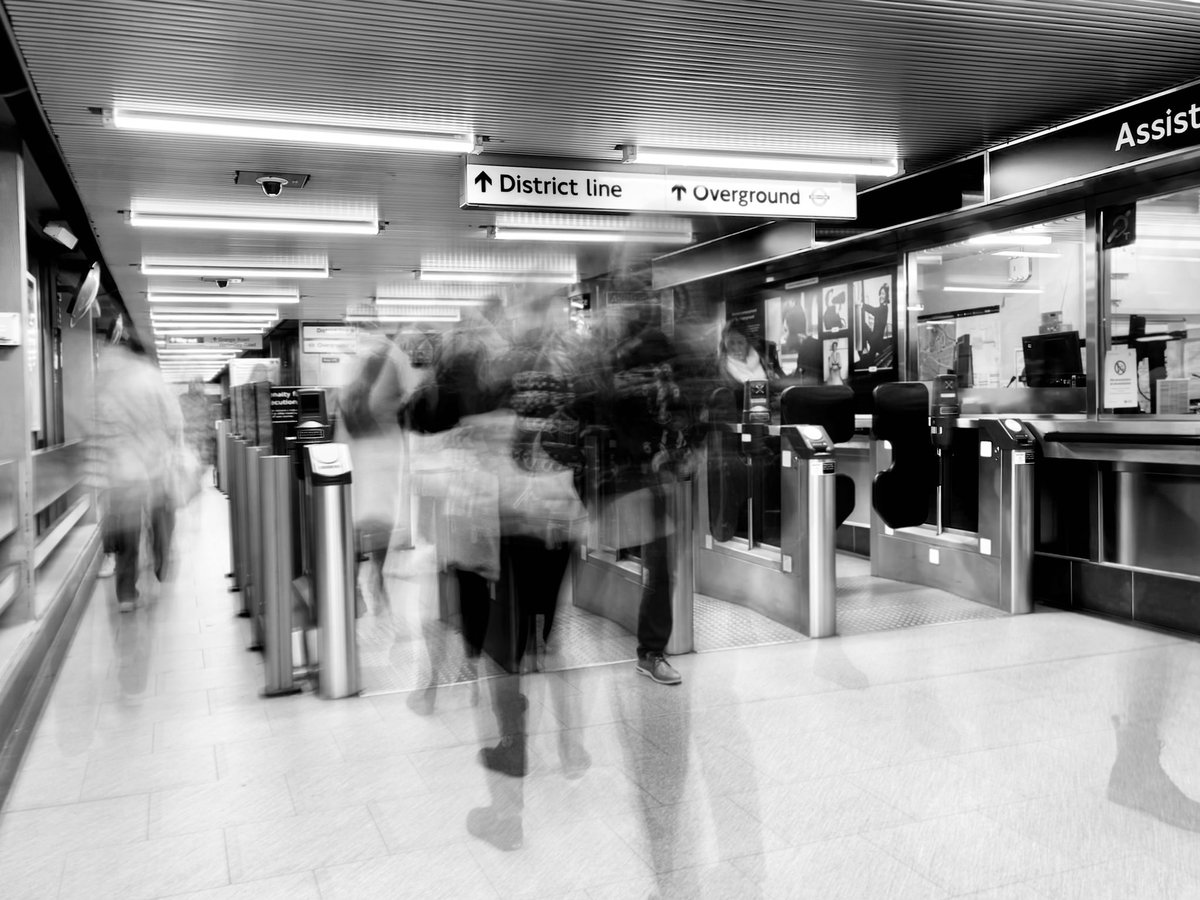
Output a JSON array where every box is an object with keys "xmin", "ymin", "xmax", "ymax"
[{"xmin": 462, "ymin": 164, "xmax": 856, "ymax": 219}]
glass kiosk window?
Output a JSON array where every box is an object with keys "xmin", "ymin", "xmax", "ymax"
[
  {"xmin": 909, "ymin": 215, "xmax": 1087, "ymax": 412},
  {"xmin": 1101, "ymin": 187, "xmax": 1200, "ymax": 417}
]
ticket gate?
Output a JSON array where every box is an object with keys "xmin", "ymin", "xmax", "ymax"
[
  {"xmin": 694, "ymin": 384, "xmax": 856, "ymax": 637},
  {"xmin": 870, "ymin": 382, "xmax": 1036, "ymax": 614}
]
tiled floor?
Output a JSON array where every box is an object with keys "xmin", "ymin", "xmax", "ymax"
[{"xmin": 4, "ymin": 483, "xmax": 1200, "ymax": 898}]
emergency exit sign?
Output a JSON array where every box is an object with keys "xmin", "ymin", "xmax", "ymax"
[{"xmin": 462, "ymin": 164, "xmax": 856, "ymax": 219}]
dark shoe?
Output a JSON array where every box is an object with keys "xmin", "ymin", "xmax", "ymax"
[
  {"xmin": 636, "ymin": 653, "xmax": 682, "ymax": 685},
  {"xmin": 466, "ymin": 806, "xmax": 522, "ymax": 851},
  {"xmin": 479, "ymin": 736, "xmax": 526, "ymax": 778}
]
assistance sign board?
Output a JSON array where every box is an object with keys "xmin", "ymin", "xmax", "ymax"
[{"xmin": 462, "ymin": 164, "xmax": 856, "ymax": 219}]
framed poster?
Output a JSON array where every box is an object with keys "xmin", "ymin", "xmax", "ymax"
[
  {"xmin": 853, "ymin": 273, "xmax": 896, "ymax": 371},
  {"xmin": 819, "ymin": 284, "xmax": 849, "ymax": 333},
  {"xmin": 823, "ymin": 338, "xmax": 849, "ymax": 385}
]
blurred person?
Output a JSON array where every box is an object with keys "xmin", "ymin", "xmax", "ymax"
[
  {"xmin": 605, "ymin": 303, "xmax": 696, "ymax": 686},
  {"xmin": 87, "ymin": 329, "xmax": 184, "ymax": 610},
  {"xmin": 459, "ymin": 294, "xmax": 593, "ymax": 851},
  {"xmin": 335, "ymin": 331, "xmax": 420, "ymax": 615},
  {"xmin": 405, "ymin": 313, "xmax": 508, "ymax": 714},
  {"xmin": 1108, "ymin": 650, "xmax": 1200, "ymax": 830},
  {"xmin": 178, "ymin": 379, "xmax": 214, "ymax": 478}
]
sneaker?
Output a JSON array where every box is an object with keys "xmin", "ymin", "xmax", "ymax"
[
  {"xmin": 117, "ymin": 600, "xmax": 136, "ymax": 613},
  {"xmin": 98, "ymin": 553, "xmax": 116, "ymax": 578},
  {"xmin": 636, "ymin": 653, "xmax": 682, "ymax": 685}
]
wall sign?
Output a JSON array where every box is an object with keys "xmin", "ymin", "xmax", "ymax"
[
  {"xmin": 1103, "ymin": 346, "xmax": 1139, "ymax": 409},
  {"xmin": 462, "ymin": 163, "xmax": 856, "ymax": 219},
  {"xmin": 989, "ymin": 80, "xmax": 1200, "ymax": 200}
]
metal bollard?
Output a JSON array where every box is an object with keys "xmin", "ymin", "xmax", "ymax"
[
  {"xmin": 304, "ymin": 443, "xmax": 359, "ymax": 699},
  {"xmin": 216, "ymin": 420, "xmax": 229, "ymax": 494},
  {"xmin": 244, "ymin": 445, "xmax": 266, "ymax": 650},
  {"xmin": 666, "ymin": 477, "xmax": 695, "ymax": 655},
  {"xmin": 260, "ymin": 454, "xmax": 301, "ymax": 696},
  {"xmin": 229, "ymin": 437, "xmax": 247, "ymax": 597}
]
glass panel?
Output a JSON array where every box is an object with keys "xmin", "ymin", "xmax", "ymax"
[
  {"xmin": 910, "ymin": 216, "xmax": 1086, "ymax": 412},
  {"xmin": 1102, "ymin": 188, "xmax": 1200, "ymax": 416}
]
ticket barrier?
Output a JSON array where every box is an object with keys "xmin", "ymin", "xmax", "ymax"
[
  {"xmin": 870, "ymin": 382, "xmax": 1036, "ymax": 613},
  {"xmin": 695, "ymin": 385, "xmax": 856, "ymax": 637}
]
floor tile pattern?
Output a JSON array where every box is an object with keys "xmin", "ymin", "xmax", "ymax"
[{"xmin": 3, "ymin": 482, "xmax": 1200, "ymax": 899}]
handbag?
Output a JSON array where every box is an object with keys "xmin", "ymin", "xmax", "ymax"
[{"xmin": 500, "ymin": 434, "xmax": 586, "ymax": 545}]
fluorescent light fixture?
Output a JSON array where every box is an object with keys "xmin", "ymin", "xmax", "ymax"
[
  {"xmin": 108, "ymin": 107, "xmax": 474, "ymax": 153},
  {"xmin": 915, "ymin": 255, "xmax": 943, "ymax": 265},
  {"xmin": 141, "ymin": 257, "xmax": 329, "ymax": 278},
  {"xmin": 371, "ymin": 297, "xmax": 488, "ymax": 307},
  {"xmin": 784, "ymin": 277, "xmax": 820, "ymax": 289},
  {"xmin": 487, "ymin": 212, "xmax": 692, "ymax": 244},
  {"xmin": 129, "ymin": 208, "xmax": 379, "ymax": 235},
  {"xmin": 417, "ymin": 270, "xmax": 576, "ymax": 284},
  {"xmin": 346, "ymin": 303, "xmax": 460, "ymax": 323},
  {"xmin": 488, "ymin": 226, "xmax": 692, "ymax": 244},
  {"xmin": 148, "ymin": 289, "xmax": 300, "ymax": 304},
  {"xmin": 968, "ymin": 233, "xmax": 1053, "ymax": 246},
  {"xmin": 991, "ymin": 250, "xmax": 1061, "ymax": 259},
  {"xmin": 943, "ymin": 286, "xmax": 1043, "ymax": 295},
  {"xmin": 621, "ymin": 144, "xmax": 897, "ymax": 177},
  {"xmin": 153, "ymin": 327, "xmax": 270, "ymax": 335},
  {"xmin": 151, "ymin": 311, "xmax": 279, "ymax": 321}
]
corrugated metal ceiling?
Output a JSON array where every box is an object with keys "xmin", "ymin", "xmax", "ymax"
[{"xmin": 5, "ymin": 0, "xmax": 1200, "ymax": 343}]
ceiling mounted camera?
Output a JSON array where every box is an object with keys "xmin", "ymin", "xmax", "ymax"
[
  {"xmin": 201, "ymin": 276, "xmax": 244, "ymax": 288},
  {"xmin": 255, "ymin": 175, "xmax": 290, "ymax": 198}
]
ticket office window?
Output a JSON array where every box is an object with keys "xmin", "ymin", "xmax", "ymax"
[
  {"xmin": 909, "ymin": 216, "xmax": 1087, "ymax": 409},
  {"xmin": 1101, "ymin": 188, "xmax": 1200, "ymax": 417}
]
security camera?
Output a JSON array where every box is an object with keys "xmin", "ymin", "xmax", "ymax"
[
  {"xmin": 255, "ymin": 176, "xmax": 289, "ymax": 198},
  {"xmin": 215, "ymin": 278, "xmax": 230, "ymax": 289}
]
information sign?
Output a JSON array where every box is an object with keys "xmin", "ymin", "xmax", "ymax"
[{"xmin": 462, "ymin": 164, "xmax": 856, "ymax": 219}]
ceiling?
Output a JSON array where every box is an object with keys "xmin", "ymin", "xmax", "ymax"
[{"xmin": 5, "ymin": 0, "xmax": 1200, "ymax": 367}]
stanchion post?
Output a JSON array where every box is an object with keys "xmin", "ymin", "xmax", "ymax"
[
  {"xmin": 261, "ymin": 454, "xmax": 301, "ymax": 696},
  {"xmin": 305, "ymin": 443, "xmax": 359, "ymax": 699},
  {"xmin": 666, "ymin": 476, "xmax": 694, "ymax": 655}
]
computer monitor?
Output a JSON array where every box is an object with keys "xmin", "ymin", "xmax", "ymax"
[{"xmin": 1022, "ymin": 330, "xmax": 1084, "ymax": 387}]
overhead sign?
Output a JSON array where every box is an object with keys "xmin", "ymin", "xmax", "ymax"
[
  {"xmin": 462, "ymin": 164, "xmax": 856, "ymax": 219},
  {"xmin": 989, "ymin": 79, "xmax": 1200, "ymax": 200},
  {"xmin": 301, "ymin": 323, "xmax": 357, "ymax": 355}
]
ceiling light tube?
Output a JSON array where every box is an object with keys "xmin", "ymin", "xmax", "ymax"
[
  {"xmin": 487, "ymin": 226, "xmax": 692, "ymax": 244},
  {"xmin": 151, "ymin": 313, "xmax": 279, "ymax": 322},
  {"xmin": 109, "ymin": 108, "xmax": 474, "ymax": 153},
  {"xmin": 943, "ymin": 286, "xmax": 1043, "ymax": 295},
  {"xmin": 372, "ymin": 298, "xmax": 488, "ymax": 307},
  {"xmin": 967, "ymin": 234, "xmax": 1053, "ymax": 246},
  {"xmin": 148, "ymin": 290, "xmax": 299, "ymax": 304},
  {"xmin": 140, "ymin": 259, "xmax": 329, "ymax": 279},
  {"xmin": 153, "ymin": 327, "xmax": 270, "ymax": 335},
  {"xmin": 621, "ymin": 144, "xmax": 897, "ymax": 177},
  {"xmin": 991, "ymin": 250, "xmax": 1061, "ymax": 259},
  {"xmin": 129, "ymin": 209, "xmax": 379, "ymax": 235},
  {"xmin": 346, "ymin": 313, "xmax": 461, "ymax": 323},
  {"xmin": 417, "ymin": 270, "xmax": 577, "ymax": 285}
]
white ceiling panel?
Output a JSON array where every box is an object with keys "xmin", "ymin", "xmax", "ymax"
[{"xmin": 4, "ymin": 0, "xmax": 1200, "ymax": 339}]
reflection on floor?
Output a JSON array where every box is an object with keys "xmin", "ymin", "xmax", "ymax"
[
  {"xmin": 360, "ymin": 552, "xmax": 1003, "ymax": 695},
  {"xmin": 6, "ymin": 483, "xmax": 1200, "ymax": 899}
]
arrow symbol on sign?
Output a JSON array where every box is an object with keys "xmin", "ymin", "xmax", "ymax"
[
  {"xmin": 474, "ymin": 171, "xmax": 493, "ymax": 192},
  {"xmin": 671, "ymin": 185, "xmax": 686, "ymax": 201}
]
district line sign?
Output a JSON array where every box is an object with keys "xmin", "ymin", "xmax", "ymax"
[{"xmin": 461, "ymin": 164, "xmax": 856, "ymax": 219}]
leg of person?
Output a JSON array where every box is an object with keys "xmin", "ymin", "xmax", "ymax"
[
  {"xmin": 111, "ymin": 498, "xmax": 141, "ymax": 611},
  {"xmin": 634, "ymin": 531, "xmax": 680, "ymax": 684},
  {"xmin": 98, "ymin": 489, "xmax": 118, "ymax": 577},
  {"xmin": 150, "ymin": 491, "xmax": 175, "ymax": 581}
]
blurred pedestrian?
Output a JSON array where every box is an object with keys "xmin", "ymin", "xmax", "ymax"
[{"xmin": 87, "ymin": 328, "xmax": 184, "ymax": 611}]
